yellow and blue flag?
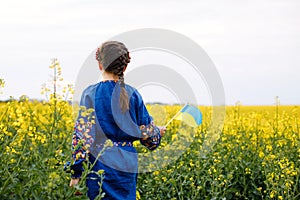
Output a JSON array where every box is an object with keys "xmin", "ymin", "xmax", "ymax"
[{"xmin": 175, "ymin": 104, "xmax": 202, "ymax": 127}]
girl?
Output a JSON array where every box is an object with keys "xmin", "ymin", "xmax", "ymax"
[{"xmin": 69, "ymin": 41, "xmax": 166, "ymax": 199}]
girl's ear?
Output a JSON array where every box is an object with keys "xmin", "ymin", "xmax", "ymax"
[{"xmin": 98, "ymin": 62, "xmax": 103, "ymax": 71}]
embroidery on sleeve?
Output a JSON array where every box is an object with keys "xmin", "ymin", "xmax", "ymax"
[{"xmin": 140, "ymin": 121, "xmax": 161, "ymax": 151}]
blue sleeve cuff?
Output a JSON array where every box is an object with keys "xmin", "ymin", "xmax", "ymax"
[
  {"xmin": 64, "ymin": 159, "xmax": 85, "ymax": 178},
  {"xmin": 140, "ymin": 122, "xmax": 161, "ymax": 151}
]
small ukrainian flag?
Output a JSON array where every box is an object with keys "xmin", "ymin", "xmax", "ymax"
[
  {"xmin": 175, "ymin": 104, "xmax": 202, "ymax": 127},
  {"xmin": 165, "ymin": 104, "xmax": 202, "ymax": 128}
]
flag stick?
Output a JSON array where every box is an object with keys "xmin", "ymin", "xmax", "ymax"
[{"xmin": 164, "ymin": 103, "xmax": 188, "ymax": 127}]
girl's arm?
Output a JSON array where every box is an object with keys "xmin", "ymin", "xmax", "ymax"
[
  {"xmin": 66, "ymin": 86, "xmax": 96, "ymax": 179},
  {"xmin": 132, "ymin": 90, "xmax": 165, "ymax": 150}
]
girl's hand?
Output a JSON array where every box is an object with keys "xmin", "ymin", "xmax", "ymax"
[
  {"xmin": 158, "ymin": 126, "xmax": 166, "ymax": 137},
  {"xmin": 70, "ymin": 178, "xmax": 83, "ymax": 196},
  {"xmin": 69, "ymin": 178, "xmax": 80, "ymax": 187}
]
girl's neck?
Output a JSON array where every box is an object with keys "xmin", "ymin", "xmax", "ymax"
[{"xmin": 102, "ymin": 71, "xmax": 119, "ymax": 82}]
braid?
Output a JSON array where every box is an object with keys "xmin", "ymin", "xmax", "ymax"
[{"xmin": 96, "ymin": 41, "xmax": 131, "ymax": 113}]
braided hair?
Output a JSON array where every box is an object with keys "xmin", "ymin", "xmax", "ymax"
[{"xmin": 96, "ymin": 41, "xmax": 131, "ymax": 113}]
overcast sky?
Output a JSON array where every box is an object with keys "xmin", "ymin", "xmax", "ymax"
[{"xmin": 0, "ymin": 0, "xmax": 299, "ymax": 105}]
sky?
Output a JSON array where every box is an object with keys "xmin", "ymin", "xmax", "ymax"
[{"xmin": 0, "ymin": 0, "xmax": 299, "ymax": 105}]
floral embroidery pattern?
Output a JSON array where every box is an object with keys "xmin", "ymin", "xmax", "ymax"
[
  {"xmin": 113, "ymin": 141, "xmax": 133, "ymax": 147},
  {"xmin": 72, "ymin": 119, "xmax": 94, "ymax": 162},
  {"xmin": 140, "ymin": 121, "xmax": 161, "ymax": 150},
  {"xmin": 69, "ymin": 117, "xmax": 94, "ymax": 178}
]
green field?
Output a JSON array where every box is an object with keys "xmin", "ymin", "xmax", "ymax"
[{"xmin": 1, "ymin": 98, "xmax": 300, "ymax": 199}]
